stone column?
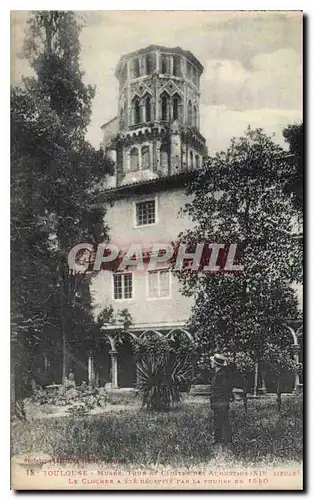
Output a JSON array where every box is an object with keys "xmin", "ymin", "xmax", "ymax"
[
  {"xmin": 151, "ymin": 98, "xmax": 156, "ymax": 121},
  {"xmin": 154, "ymin": 75, "xmax": 160, "ymax": 121},
  {"xmin": 183, "ymin": 81, "xmax": 188, "ymax": 126},
  {"xmin": 155, "ymin": 50, "xmax": 160, "ymax": 73},
  {"xmin": 126, "ymin": 60, "xmax": 131, "ymax": 127},
  {"xmin": 259, "ymin": 373, "xmax": 267, "ymax": 395},
  {"xmin": 88, "ymin": 355, "xmax": 94, "ymax": 386},
  {"xmin": 153, "ymin": 138, "xmax": 160, "ymax": 173},
  {"xmin": 169, "ymin": 55, "xmax": 174, "ymax": 75},
  {"xmin": 182, "ymin": 57, "xmax": 187, "ymax": 78},
  {"xmin": 140, "ymin": 56, "xmax": 146, "ymax": 76},
  {"xmin": 292, "ymin": 343, "xmax": 301, "ymax": 392},
  {"xmin": 138, "ymin": 143, "xmax": 142, "ymax": 170},
  {"xmin": 178, "ymin": 103, "xmax": 184, "ymax": 125},
  {"xmin": 44, "ymin": 355, "xmax": 49, "ymax": 372},
  {"xmin": 253, "ymin": 362, "xmax": 258, "ymax": 397},
  {"xmin": 110, "ymin": 350, "xmax": 118, "ymax": 389},
  {"xmin": 170, "ymin": 130, "xmax": 181, "ymax": 176}
]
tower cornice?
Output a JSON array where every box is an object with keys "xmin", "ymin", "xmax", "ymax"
[{"xmin": 115, "ymin": 45, "xmax": 204, "ymax": 78}]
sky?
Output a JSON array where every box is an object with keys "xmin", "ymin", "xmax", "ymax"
[{"xmin": 11, "ymin": 10, "xmax": 302, "ymax": 153}]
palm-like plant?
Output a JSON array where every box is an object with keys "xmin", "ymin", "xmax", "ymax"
[{"xmin": 137, "ymin": 354, "xmax": 193, "ymax": 411}]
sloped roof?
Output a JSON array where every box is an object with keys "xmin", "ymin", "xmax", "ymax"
[{"xmin": 95, "ymin": 170, "xmax": 197, "ymax": 202}]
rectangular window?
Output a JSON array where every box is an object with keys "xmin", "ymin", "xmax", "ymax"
[
  {"xmin": 136, "ymin": 200, "xmax": 156, "ymax": 226},
  {"xmin": 147, "ymin": 270, "xmax": 170, "ymax": 298},
  {"xmin": 113, "ymin": 273, "xmax": 133, "ymax": 300}
]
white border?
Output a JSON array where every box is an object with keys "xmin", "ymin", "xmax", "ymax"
[{"xmin": 5, "ymin": 5, "xmax": 309, "ymax": 500}]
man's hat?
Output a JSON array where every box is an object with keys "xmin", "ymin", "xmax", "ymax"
[{"xmin": 210, "ymin": 353, "xmax": 227, "ymax": 367}]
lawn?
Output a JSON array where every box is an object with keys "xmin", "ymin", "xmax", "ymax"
[{"xmin": 11, "ymin": 393, "xmax": 302, "ymax": 467}]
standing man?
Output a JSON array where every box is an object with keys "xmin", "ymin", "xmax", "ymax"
[{"xmin": 210, "ymin": 353, "xmax": 233, "ymax": 449}]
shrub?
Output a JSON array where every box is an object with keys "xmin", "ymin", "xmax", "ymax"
[
  {"xmin": 30, "ymin": 383, "xmax": 108, "ymax": 410},
  {"xmin": 134, "ymin": 334, "xmax": 194, "ymax": 411},
  {"xmin": 262, "ymin": 343, "xmax": 303, "ymax": 411},
  {"xmin": 67, "ymin": 404, "xmax": 89, "ymax": 417}
]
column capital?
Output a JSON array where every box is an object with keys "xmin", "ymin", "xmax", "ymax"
[{"xmin": 292, "ymin": 344, "xmax": 301, "ymax": 353}]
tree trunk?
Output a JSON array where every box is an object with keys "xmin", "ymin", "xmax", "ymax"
[
  {"xmin": 60, "ymin": 284, "xmax": 67, "ymax": 385},
  {"xmin": 277, "ymin": 377, "xmax": 282, "ymax": 412},
  {"xmin": 243, "ymin": 375, "xmax": 248, "ymax": 413},
  {"xmin": 62, "ymin": 324, "xmax": 67, "ymax": 385},
  {"xmin": 253, "ymin": 362, "xmax": 259, "ymax": 397}
]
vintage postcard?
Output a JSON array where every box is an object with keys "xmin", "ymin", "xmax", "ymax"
[{"xmin": 11, "ymin": 10, "xmax": 303, "ymax": 490}]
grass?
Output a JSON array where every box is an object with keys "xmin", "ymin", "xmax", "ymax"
[
  {"xmin": 11, "ymin": 394, "xmax": 302, "ymax": 467},
  {"xmin": 105, "ymin": 390, "xmax": 139, "ymax": 406}
]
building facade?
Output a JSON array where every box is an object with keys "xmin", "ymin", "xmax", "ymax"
[{"xmin": 90, "ymin": 46, "xmax": 207, "ymax": 387}]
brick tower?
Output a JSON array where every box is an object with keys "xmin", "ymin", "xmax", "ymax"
[{"xmin": 105, "ymin": 45, "xmax": 207, "ymax": 186}]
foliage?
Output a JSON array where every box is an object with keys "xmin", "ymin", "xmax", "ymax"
[
  {"xmin": 11, "ymin": 11, "xmax": 113, "ymax": 388},
  {"xmin": 31, "ymin": 382, "xmax": 108, "ymax": 409},
  {"xmin": 262, "ymin": 343, "xmax": 302, "ymax": 376},
  {"xmin": 137, "ymin": 357, "xmax": 191, "ymax": 411},
  {"xmin": 224, "ymin": 351, "xmax": 255, "ymax": 375},
  {"xmin": 23, "ymin": 11, "xmax": 94, "ymax": 140},
  {"xmin": 12, "ymin": 394, "xmax": 303, "ymax": 465},
  {"xmin": 66, "ymin": 404, "xmax": 89, "ymax": 417},
  {"xmin": 134, "ymin": 333, "xmax": 194, "ymax": 410},
  {"xmin": 282, "ymin": 123, "xmax": 303, "ymax": 215},
  {"xmin": 261, "ymin": 342, "xmax": 302, "ymax": 411},
  {"xmin": 174, "ymin": 127, "xmax": 302, "ymax": 364},
  {"xmin": 96, "ymin": 305, "xmax": 133, "ymax": 331}
]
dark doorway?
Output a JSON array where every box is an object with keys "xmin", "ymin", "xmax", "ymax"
[{"xmin": 117, "ymin": 337, "xmax": 137, "ymax": 387}]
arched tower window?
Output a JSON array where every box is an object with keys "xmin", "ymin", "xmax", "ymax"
[
  {"xmin": 187, "ymin": 62, "xmax": 192, "ymax": 79},
  {"xmin": 172, "ymin": 95, "xmax": 180, "ymax": 121},
  {"xmin": 132, "ymin": 58, "xmax": 140, "ymax": 78},
  {"xmin": 146, "ymin": 54, "xmax": 154, "ymax": 74},
  {"xmin": 161, "ymin": 94, "xmax": 169, "ymax": 121},
  {"xmin": 161, "ymin": 54, "xmax": 169, "ymax": 74},
  {"xmin": 192, "ymin": 66, "xmax": 197, "ymax": 84},
  {"xmin": 189, "ymin": 151, "xmax": 194, "ymax": 169},
  {"xmin": 187, "ymin": 100, "xmax": 192, "ymax": 125},
  {"xmin": 141, "ymin": 146, "xmax": 150, "ymax": 169},
  {"xmin": 145, "ymin": 95, "xmax": 151, "ymax": 122},
  {"xmin": 173, "ymin": 55, "xmax": 181, "ymax": 76},
  {"xmin": 160, "ymin": 142, "xmax": 169, "ymax": 170},
  {"xmin": 130, "ymin": 148, "xmax": 139, "ymax": 172},
  {"xmin": 193, "ymin": 105, "xmax": 197, "ymax": 128},
  {"xmin": 195, "ymin": 154, "xmax": 200, "ymax": 168},
  {"xmin": 133, "ymin": 98, "xmax": 140, "ymax": 125},
  {"xmin": 120, "ymin": 64, "xmax": 127, "ymax": 85}
]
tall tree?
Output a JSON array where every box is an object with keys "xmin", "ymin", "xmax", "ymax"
[
  {"xmin": 174, "ymin": 127, "xmax": 302, "ymax": 368},
  {"xmin": 11, "ymin": 11, "xmax": 112, "ymax": 388},
  {"xmin": 282, "ymin": 123, "xmax": 303, "ymax": 215}
]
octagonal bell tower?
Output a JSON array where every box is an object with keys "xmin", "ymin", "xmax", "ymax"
[{"xmin": 111, "ymin": 45, "xmax": 207, "ymax": 186}]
